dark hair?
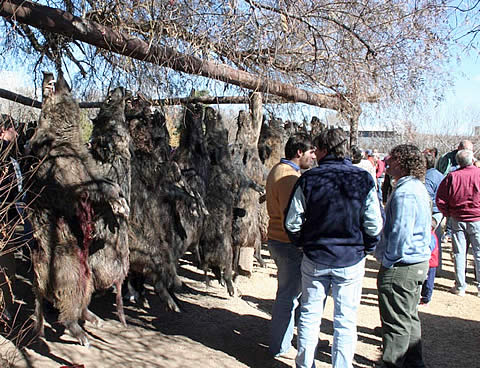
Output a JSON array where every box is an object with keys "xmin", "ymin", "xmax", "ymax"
[
  {"xmin": 423, "ymin": 147, "xmax": 438, "ymax": 158},
  {"xmin": 424, "ymin": 152, "xmax": 436, "ymax": 169},
  {"xmin": 314, "ymin": 128, "xmax": 349, "ymax": 159},
  {"xmin": 390, "ymin": 144, "xmax": 426, "ymax": 180},
  {"xmin": 0, "ymin": 114, "xmax": 17, "ymax": 130},
  {"xmin": 350, "ymin": 145, "xmax": 364, "ymax": 164},
  {"xmin": 284, "ymin": 133, "xmax": 313, "ymax": 160}
]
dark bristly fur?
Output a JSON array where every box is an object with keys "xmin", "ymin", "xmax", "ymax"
[
  {"xmin": 89, "ymin": 87, "xmax": 131, "ymax": 326},
  {"xmin": 200, "ymin": 107, "xmax": 239, "ymax": 295},
  {"xmin": 29, "ymin": 72, "xmax": 128, "ymax": 346},
  {"xmin": 127, "ymin": 98, "xmax": 207, "ymax": 311}
]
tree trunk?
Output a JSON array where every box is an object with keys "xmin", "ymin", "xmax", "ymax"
[{"xmin": 348, "ymin": 106, "xmax": 362, "ymax": 147}]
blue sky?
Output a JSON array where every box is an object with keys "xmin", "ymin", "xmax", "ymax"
[
  {"xmin": 450, "ymin": 55, "xmax": 480, "ymax": 107},
  {"xmin": 355, "ymin": 52, "xmax": 480, "ymax": 135},
  {"xmin": 426, "ymin": 54, "xmax": 480, "ymax": 135}
]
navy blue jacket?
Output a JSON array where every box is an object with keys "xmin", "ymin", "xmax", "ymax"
[{"xmin": 284, "ymin": 155, "xmax": 382, "ymax": 267}]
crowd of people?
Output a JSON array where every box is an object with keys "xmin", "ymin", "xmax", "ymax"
[
  {"xmin": 1, "ymin": 113, "xmax": 479, "ymax": 367},
  {"xmin": 266, "ymin": 129, "xmax": 480, "ymax": 368}
]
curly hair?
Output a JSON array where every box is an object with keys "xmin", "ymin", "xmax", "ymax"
[{"xmin": 390, "ymin": 144, "xmax": 426, "ymax": 180}]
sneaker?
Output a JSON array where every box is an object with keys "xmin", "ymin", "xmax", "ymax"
[
  {"xmin": 275, "ymin": 348, "xmax": 297, "ymax": 360},
  {"xmin": 449, "ymin": 286, "xmax": 465, "ymax": 296},
  {"xmin": 442, "ymin": 234, "xmax": 452, "ymax": 243}
]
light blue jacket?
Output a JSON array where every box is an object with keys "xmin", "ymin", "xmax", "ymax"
[{"xmin": 375, "ymin": 176, "xmax": 431, "ymax": 268}]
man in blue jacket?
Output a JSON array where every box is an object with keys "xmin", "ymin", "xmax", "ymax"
[{"xmin": 284, "ymin": 128, "xmax": 383, "ymax": 368}]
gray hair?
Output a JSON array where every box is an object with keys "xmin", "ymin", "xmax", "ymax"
[{"xmin": 456, "ymin": 149, "xmax": 474, "ymax": 168}]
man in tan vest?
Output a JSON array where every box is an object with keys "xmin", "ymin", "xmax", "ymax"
[{"xmin": 266, "ymin": 133, "xmax": 316, "ymax": 358}]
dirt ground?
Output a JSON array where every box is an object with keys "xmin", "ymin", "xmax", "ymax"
[{"xmin": 1, "ymin": 239, "xmax": 479, "ymax": 368}]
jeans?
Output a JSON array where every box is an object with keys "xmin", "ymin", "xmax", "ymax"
[
  {"xmin": 268, "ymin": 239, "xmax": 303, "ymax": 356},
  {"xmin": 377, "ymin": 262, "xmax": 428, "ymax": 368},
  {"xmin": 296, "ymin": 256, "xmax": 365, "ymax": 368},
  {"xmin": 451, "ymin": 218, "xmax": 480, "ymax": 292},
  {"xmin": 420, "ymin": 267, "xmax": 437, "ymax": 303}
]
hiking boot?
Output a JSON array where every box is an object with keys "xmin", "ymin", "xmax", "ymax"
[{"xmin": 449, "ymin": 286, "xmax": 465, "ymax": 296}]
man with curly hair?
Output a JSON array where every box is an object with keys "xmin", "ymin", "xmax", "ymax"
[
  {"xmin": 375, "ymin": 144, "xmax": 431, "ymax": 368},
  {"xmin": 284, "ymin": 128, "xmax": 383, "ymax": 368}
]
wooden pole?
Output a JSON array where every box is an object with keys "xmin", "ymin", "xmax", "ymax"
[{"xmin": 0, "ymin": 88, "xmax": 289, "ymax": 109}]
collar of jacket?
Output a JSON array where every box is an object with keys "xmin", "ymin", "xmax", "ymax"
[{"xmin": 317, "ymin": 154, "xmax": 351, "ymax": 166}]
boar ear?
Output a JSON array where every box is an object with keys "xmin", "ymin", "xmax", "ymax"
[
  {"xmin": 55, "ymin": 72, "xmax": 71, "ymax": 94},
  {"xmin": 42, "ymin": 71, "xmax": 55, "ymax": 100}
]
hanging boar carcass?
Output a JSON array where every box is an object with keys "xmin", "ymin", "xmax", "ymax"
[
  {"xmin": 29, "ymin": 72, "xmax": 128, "ymax": 346},
  {"xmin": 88, "ymin": 86, "xmax": 131, "ymax": 326},
  {"xmin": 127, "ymin": 98, "xmax": 207, "ymax": 311}
]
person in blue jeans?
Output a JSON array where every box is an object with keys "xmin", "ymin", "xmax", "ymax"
[
  {"xmin": 284, "ymin": 128, "xmax": 383, "ymax": 368},
  {"xmin": 266, "ymin": 133, "xmax": 316, "ymax": 358},
  {"xmin": 420, "ymin": 219, "xmax": 440, "ymax": 305}
]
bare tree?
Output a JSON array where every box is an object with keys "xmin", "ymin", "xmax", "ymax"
[{"xmin": 1, "ymin": 1, "xmax": 453, "ymax": 113}]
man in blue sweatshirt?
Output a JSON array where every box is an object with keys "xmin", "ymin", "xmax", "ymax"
[{"xmin": 284, "ymin": 128, "xmax": 383, "ymax": 368}]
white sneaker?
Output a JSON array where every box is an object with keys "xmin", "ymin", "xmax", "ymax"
[{"xmin": 275, "ymin": 348, "xmax": 297, "ymax": 360}]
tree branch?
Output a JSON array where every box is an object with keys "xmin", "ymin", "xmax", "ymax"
[
  {"xmin": 0, "ymin": 0, "xmax": 357, "ymax": 110},
  {"xmin": 245, "ymin": 0, "xmax": 376, "ymax": 58}
]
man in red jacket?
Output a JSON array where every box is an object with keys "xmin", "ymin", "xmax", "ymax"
[{"xmin": 436, "ymin": 149, "xmax": 480, "ymax": 297}]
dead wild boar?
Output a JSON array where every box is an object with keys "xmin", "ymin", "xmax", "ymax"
[
  {"xmin": 29, "ymin": 72, "xmax": 128, "ymax": 346},
  {"xmin": 199, "ymin": 107, "xmax": 239, "ymax": 295},
  {"xmin": 172, "ymin": 104, "xmax": 209, "ymax": 265},
  {"xmin": 127, "ymin": 98, "xmax": 207, "ymax": 311},
  {"xmin": 231, "ymin": 110, "xmax": 267, "ymax": 274},
  {"xmin": 88, "ymin": 87, "xmax": 131, "ymax": 326}
]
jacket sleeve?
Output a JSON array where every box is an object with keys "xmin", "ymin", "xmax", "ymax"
[
  {"xmin": 361, "ymin": 186, "xmax": 383, "ymax": 253},
  {"xmin": 435, "ymin": 175, "xmax": 450, "ymax": 217},
  {"xmin": 380, "ymin": 192, "xmax": 417, "ymax": 264},
  {"xmin": 284, "ymin": 181, "xmax": 306, "ymax": 245}
]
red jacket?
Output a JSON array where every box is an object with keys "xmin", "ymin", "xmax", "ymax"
[
  {"xmin": 436, "ymin": 166, "xmax": 480, "ymax": 221},
  {"xmin": 430, "ymin": 232, "xmax": 439, "ymax": 268},
  {"xmin": 376, "ymin": 159, "xmax": 385, "ymax": 178}
]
